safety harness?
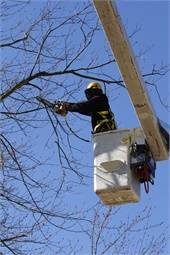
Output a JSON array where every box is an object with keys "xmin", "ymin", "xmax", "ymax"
[{"xmin": 94, "ymin": 110, "xmax": 115, "ymax": 133}]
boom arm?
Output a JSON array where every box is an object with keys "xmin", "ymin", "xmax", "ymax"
[{"xmin": 93, "ymin": 0, "xmax": 168, "ymax": 161}]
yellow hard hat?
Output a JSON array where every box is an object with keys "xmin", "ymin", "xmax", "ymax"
[{"xmin": 86, "ymin": 82, "xmax": 102, "ymax": 90}]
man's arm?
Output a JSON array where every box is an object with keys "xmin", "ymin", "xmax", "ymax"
[
  {"xmin": 60, "ymin": 101, "xmax": 91, "ymax": 116},
  {"xmin": 59, "ymin": 95, "xmax": 108, "ymax": 116}
]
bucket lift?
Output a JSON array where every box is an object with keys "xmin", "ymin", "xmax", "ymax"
[
  {"xmin": 92, "ymin": 128, "xmax": 156, "ymax": 206},
  {"xmin": 91, "ymin": 1, "xmax": 169, "ymax": 205}
]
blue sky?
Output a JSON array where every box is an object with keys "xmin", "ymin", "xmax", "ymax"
[{"xmin": 1, "ymin": 0, "xmax": 169, "ymax": 254}]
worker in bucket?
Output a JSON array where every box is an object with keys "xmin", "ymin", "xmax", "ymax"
[{"xmin": 58, "ymin": 82, "xmax": 117, "ymax": 134}]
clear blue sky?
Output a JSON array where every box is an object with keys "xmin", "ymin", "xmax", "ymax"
[{"xmin": 2, "ymin": 1, "xmax": 169, "ymax": 254}]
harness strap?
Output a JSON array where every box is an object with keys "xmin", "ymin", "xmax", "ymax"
[{"xmin": 94, "ymin": 110, "xmax": 115, "ymax": 133}]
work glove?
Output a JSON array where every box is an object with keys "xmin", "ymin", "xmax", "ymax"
[{"xmin": 53, "ymin": 100, "xmax": 68, "ymax": 117}]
